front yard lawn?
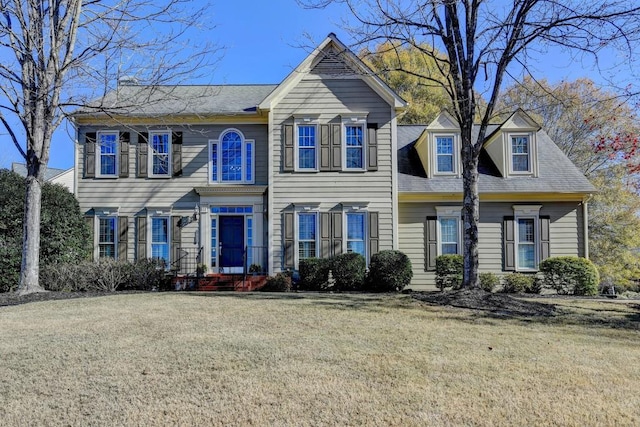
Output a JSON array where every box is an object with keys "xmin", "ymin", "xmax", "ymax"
[{"xmin": 0, "ymin": 292, "xmax": 638, "ymax": 426}]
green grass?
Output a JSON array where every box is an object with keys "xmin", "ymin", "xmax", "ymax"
[{"xmin": 0, "ymin": 293, "xmax": 639, "ymax": 426}]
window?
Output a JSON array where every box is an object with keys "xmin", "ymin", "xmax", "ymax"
[
  {"xmin": 151, "ymin": 217, "xmax": 169, "ymax": 266},
  {"xmin": 439, "ymin": 217, "xmax": 459, "ymax": 255},
  {"xmin": 511, "ymin": 136, "xmax": 530, "ymax": 172},
  {"xmin": 517, "ymin": 218, "xmax": 536, "ymax": 269},
  {"xmin": 346, "ymin": 212, "xmax": 366, "ymax": 256},
  {"xmin": 298, "ymin": 212, "xmax": 317, "ymax": 259},
  {"xmin": 297, "ymin": 125, "xmax": 317, "ymax": 170},
  {"xmin": 211, "ymin": 217, "xmax": 217, "ymax": 268},
  {"xmin": 345, "ymin": 125, "xmax": 364, "ymax": 169},
  {"xmin": 435, "ymin": 136, "xmax": 455, "ymax": 173},
  {"xmin": 149, "ymin": 132, "xmax": 170, "ymax": 177},
  {"xmin": 98, "ymin": 217, "xmax": 116, "ymax": 258},
  {"xmin": 210, "ymin": 130, "xmax": 255, "ymax": 183},
  {"xmin": 97, "ymin": 131, "xmax": 118, "ymax": 177}
]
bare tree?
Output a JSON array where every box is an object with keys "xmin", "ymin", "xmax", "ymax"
[
  {"xmin": 300, "ymin": 0, "xmax": 640, "ymax": 288},
  {"xmin": 0, "ymin": 0, "xmax": 218, "ymax": 294}
]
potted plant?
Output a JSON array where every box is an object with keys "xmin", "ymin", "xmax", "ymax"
[{"xmin": 248, "ymin": 264, "xmax": 262, "ymax": 275}]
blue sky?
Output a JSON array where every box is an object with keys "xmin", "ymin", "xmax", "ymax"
[{"xmin": 2, "ymin": 0, "xmax": 635, "ymax": 170}]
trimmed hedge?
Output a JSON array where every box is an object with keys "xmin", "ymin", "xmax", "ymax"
[
  {"xmin": 366, "ymin": 250, "xmax": 413, "ymax": 292},
  {"xmin": 261, "ymin": 272, "xmax": 292, "ymax": 292},
  {"xmin": 331, "ymin": 253, "xmax": 366, "ymax": 291},
  {"xmin": 501, "ymin": 273, "xmax": 537, "ymax": 294},
  {"xmin": 435, "ymin": 255, "xmax": 463, "ymax": 290},
  {"xmin": 538, "ymin": 256, "xmax": 599, "ymax": 295},
  {"xmin": 479, "ymin": 272, "xmax": 499, "ymax": 293},
  {"xmin": 298, "ymin": 258, "xmax": 331, "ymax": 291}
]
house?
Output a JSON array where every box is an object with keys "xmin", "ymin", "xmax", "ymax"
[
  {"xmin": 70, "ymin": 33, "xmax": 594, "ymax": 290},
  {"xmin": 11, "ymin": 162, "xmax": 75, "ymax": 192}
]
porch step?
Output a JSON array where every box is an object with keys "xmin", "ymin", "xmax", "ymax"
[{"xmin": 171, "ymin": 274, "xmax": 268, "ymax": 292}]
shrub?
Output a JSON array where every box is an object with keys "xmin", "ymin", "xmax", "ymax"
[
  {"xmin": 538, "ymin": 256, "xmax": 599, "ymax": 296},
  {"xmin": 332, "ymin": 252, "xmax": 366, "ymax": 291},
  {"xmin": 435, "ymin": 255, "xmax": 463, "ymax": 291},
  {"xmin": 298, "ymin": 258, "xmax": 331, "ymax": 291},
  {"xmin": 501, "ymin": 273, "xmax": 535, "ymax": 294},
  {"xmin": 128, "ymin": 258, "xmax": 169, "ymax": 291},
  {"xmin": 41, "ymin": 262, "xmax": 90, "ymax": 292},
  {"xmin": 0, "ymin": 170, "xmax": 90, "ymax": 292},
  {"xmin": 479, "ymin": 272, "xmax": 499, "ymax": 293},
  {"xmin": 366, "ymin": 250, "xmax": 413, "ymax": 292},
  {"xmin": 261, "ymin": 272, "xmax": 292, "ymax": 292},
  {"xmin": 89, "ymin": 258, "xmax": 132, "ymax": 292}
]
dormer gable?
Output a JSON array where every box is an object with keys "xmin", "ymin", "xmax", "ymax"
[
  {"xmin": 258, "ymin": 33, "xmax": 407, "ymax": 112},
  {"xmin": 484, "ymin": 109, "xmax": 541, "ymax": 178},
  {"xmin": 414, "ymin": 111, "xmax": 462, "ymax": 178}
]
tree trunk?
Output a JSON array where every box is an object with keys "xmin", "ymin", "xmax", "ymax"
[
  {"xmin": 18, "ymin": 173, "xmax": 46, "ymax": 294},
  {"xmin": 461, "ymin": 135, "xmax": 480, "ymax": 289}
]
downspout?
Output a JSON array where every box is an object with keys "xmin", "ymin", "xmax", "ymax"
[{"xmin": 583, "ymin": 194, "xmax": 592, "ymax": 259}]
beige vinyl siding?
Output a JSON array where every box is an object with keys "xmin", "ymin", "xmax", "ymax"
[
  {"xmin": 399, "ymin": 201, "xmax": 585, "ymax": 290},
  {"xmin": 271, "ymin": 77, "xmax": 394, "ymax": 271},
  {"xmin": 77, "ymin": 124, "xmax": 268, "ymax": 262}
]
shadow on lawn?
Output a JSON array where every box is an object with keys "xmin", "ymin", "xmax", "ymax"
[{"xmin": 414, "ymin": 289, "xmax": 640, "ymax": 331}]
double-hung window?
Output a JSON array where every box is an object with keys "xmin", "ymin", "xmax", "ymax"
[
  {"xmin": 97, "ymin": 131, "xmax": 118, "ymax": 177},
  {"xmin": 98, "ymin": 217, "xmax": 117, "ymax": 258},
  {"xmin": 439, "ymin": 217, "xmax": 459, "ymax": 255},
  {"xmin": 297, "ymin": 125, "xmax": 317, "ymax": 170},
  {"xmin": 345, "ymin": 125, "xmax": 364, "ymax": 170},
  {"xmin": 298, "ymin": 212, "xmax": 317, "ymax": 259},
  {"xmin": 435, "ymin": 136, "xmax": 455, "ymax": 174},
  {"xmin": 346, "ymin": 212, "xmax": 366, "ymax": 257},
  {"xmin": 210, "ymin": 129, "xmax": 254, "ymax": 183},
  {"xmin": 151, "ymin": 217, "xmax": 169, "ymax": 267},
  {"xmin": 511, "ymin": 136, "xmax": 530, "ymax": 172},
  {"xmin": 517, "ymin": 218, "xmax": 536, "ymax": 270},
  {"xmin": 149, "ymin": 132, "xmax": 170, "ymax": 177}
]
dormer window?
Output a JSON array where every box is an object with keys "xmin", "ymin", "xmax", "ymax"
[{"xmin": 511, "ymin": 136, "xmax": 531, "ymax": 172}]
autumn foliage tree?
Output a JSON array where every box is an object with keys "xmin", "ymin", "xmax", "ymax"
[{"xmin": 301, "ymin": 0, "xmax": 640, "ymax": 288}]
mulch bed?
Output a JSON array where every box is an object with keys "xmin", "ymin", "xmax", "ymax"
[
  {"xmin": 412, "ymin": 288, "xmax": 558, "ymax": 317},
  {"xmin": 0, "ymin": 291, "xmax": 146, "ymax": 308}
]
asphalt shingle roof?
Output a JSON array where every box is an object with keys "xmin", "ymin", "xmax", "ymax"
[
  {"xmin": 74, "ymin": 84, "xmax": 278, "ymax": 117},
  {"xmin": 398, "ymin": 125, "xmax": 596, "ymax": 194},
  {"xmin": 11, "ymin": 163, "xmax": 68, "ymax": 181}
]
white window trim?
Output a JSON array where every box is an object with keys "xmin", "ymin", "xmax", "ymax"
[
  {"xmin": 432, "ymin": 133, "xmax": 460, "ymax": 177},
  {"xmin": 96, "ymin": 130, "xmax": 119, "ymax": 178},
  {"xmin": 342, "ymin": 116, "xmax": 367, "ymax": 171},
  {"xmin": 507, "ymin": 133, "xmax": 536, "ymax": 176},
  {"xmin": 94, "ymin": 208, "xmax": 119, "ymax": 259},
  {"xmin": 148, "ymin": 214, "xmax": 171, "ymax": 268},
  {"xmin": 344, "ymin": 209, "xmax": 368, "ymax": 261},
  {"xmin": 295, "ymin": 206, "xmax": 320, "ymax": 268},
  {"xmin": 435, "ymin": 206, "xmax": 462, "ymax": 256},
  {"xmin": 148, "ymin": 130, "xmax": 172, "ymax": 178},
  {"xmin": 294, "ymin": 118, "xmax": 319, "ymax": 172},
  {"xmin": 208, "ymin": 128, "xmax": 255, "ymax": 184},
  {"xmin": 513, "ymin": 205, "xmax": 541, "ymax": 271}
]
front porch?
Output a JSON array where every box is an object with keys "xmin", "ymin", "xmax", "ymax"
[{"xmin": 171, "ymin": 273, "xmax": 268, "ymax": 292}]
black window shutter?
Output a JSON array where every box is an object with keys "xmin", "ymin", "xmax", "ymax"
[
  {"xmin": 119, "ymin": 132, "xmax": 130, "ymax": 178},
  {"xmin": 137, "ymin": 216, "xmax": 147, "ymax": 260},
  {"xmin": 330, "ymin": 123, "xmax": 342, "ymax": 171},
  {"xmin": 425, "ymin": 216, "xmax": 437, "ymax": 271},
  {"xmin": 283, "ymin": 212, "xmax": 295, "ymax": 269},
  {"xmin": 137, "ymin": 132, "xmax": 148, "ymax": 178},
  {"xmin": 171, "ymin": 216, "xmax": 181, "ymax": 271},
  {"xmin": 283, "ymin": 125, "xmax": 294, "ymax": 172},
  {"xmin": 118, "ymin": 216, "xmax": 128, "ymax": 261},
  {"xmin": 320, "ymin": 212, "xmax": 331, "ymax": 258},
  {"xmin": 503, "ymin": 216, "xmax": 516, "ymax": 271},
  {"xmin": 540, "ymin": 216, "xmax": 550, "ymax": 262},
  {"xmin": 319, "ymin": 124, "xmax": 331, "ymax": 171},
  {"xmin": 84, "ymin": 132, "xmax": 96, "ymax": 178},
  {"xmin": 368, "ymin": 211, "xmax": 379, "ymax": 257},
  {"xmin": 331, "ymin": 211, "xmax": 343, "ymax": 256},
  {"xmin": 172, "ymin": 132, "xmax": 183, "ymax": 177},
  {"xmin": 84, "ymin": 215, "xmax": 94, "ymax": 260},
  {"xmin": 367, "ymin": 123, "xmax": 378, "ymax": 171}
]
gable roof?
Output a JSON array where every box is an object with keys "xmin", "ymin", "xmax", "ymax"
[
  {"xmin": 258, "ymin": 33, "xmax": 407, "ymax": 111},
  {"xmin": 71, "ymin": 84, "xmax": 278, "ymax": 118},
  {"xmin": 398, "ymin": 125, "xmax": 595, "ymax": 195}
]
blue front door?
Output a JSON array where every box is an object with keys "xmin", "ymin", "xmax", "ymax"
[{"xmin": 220, "ymin": 216, "xmax": 244, "ymax": 269}]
